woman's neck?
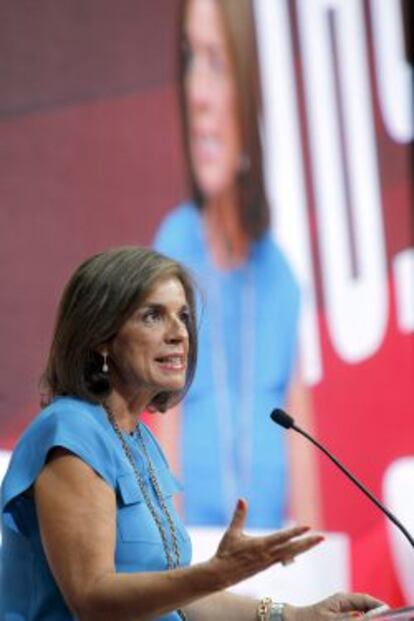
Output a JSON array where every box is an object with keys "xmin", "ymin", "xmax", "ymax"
[
  {"xmin": 203, "ymin": 193, "xmax": 250, "ymax": 270},
  {"xmin": 103, "ymin": 388, "xmax": 154, "ymax": 433}
]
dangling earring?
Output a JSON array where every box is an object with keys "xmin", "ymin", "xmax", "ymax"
[{"xmin": 102, "ymin": 352, "xmax": 109, "ymax": 374}]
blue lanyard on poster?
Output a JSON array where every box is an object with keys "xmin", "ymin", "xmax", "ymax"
[{"xmin": 205, "ymin": 257, "xmax": 255, "ymax": 521}]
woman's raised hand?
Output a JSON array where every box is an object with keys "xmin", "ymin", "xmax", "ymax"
[{"xmin": 208, "ymin": 498, "xmax": 324, "ymax": 589}]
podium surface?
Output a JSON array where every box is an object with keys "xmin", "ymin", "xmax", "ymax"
[{"xmin": 371, "ymin": 608, "xmax": 414, "ymax": 621}]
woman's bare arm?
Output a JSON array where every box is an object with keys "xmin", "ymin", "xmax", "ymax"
[
  {"xmin": 34, "ymin": 449, "xmax": 322, "ymax": 621},
  {"xmin": 183, "ymin": 591, "xmax": 386, "ymax": 621},
  {"xmin": 184, "ymin": 591, "xmax": 258, "ymax": 621}
]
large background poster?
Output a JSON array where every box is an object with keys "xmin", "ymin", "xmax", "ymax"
[
  {"xmin": 1, "ymin": 0, "xmax": 413, "ymax": 606},
  {"xmin": 254, "ymin": 0, "xmax": 414, "ymax": 601}
]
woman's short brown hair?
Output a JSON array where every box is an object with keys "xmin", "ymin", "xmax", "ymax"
[
  {"xmin": 178, "ymin": 0, "xmax": 270, "ymax": 240},
  {"xmin": 42, "ymin": 246, "xmax": 198, "ymax": 412}
]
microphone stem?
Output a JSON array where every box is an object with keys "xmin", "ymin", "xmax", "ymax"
[{"xmin": 294, "ymin": 424, "xmax": 414, "ymax": 549}]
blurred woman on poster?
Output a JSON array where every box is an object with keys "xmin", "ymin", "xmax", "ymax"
[{"xmin": 154, "ymin": 0, "xmax": 321, "ymax": 528}]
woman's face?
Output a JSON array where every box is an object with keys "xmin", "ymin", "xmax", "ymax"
[
  {"xmin": 108, "ymin": 276, "xmax": 190, "ymax": 400},
  {"xmin": 184, "ymin": 0, "xmax": 242, "ymax": 201}
]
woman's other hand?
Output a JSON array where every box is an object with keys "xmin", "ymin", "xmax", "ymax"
[
  {"xmin": 286, "ymin": 593, "xmax": 387, "ymax": 621},
  {"xmin": 208, "ymin": 498, "xmax": 323, "ymax": 589}
]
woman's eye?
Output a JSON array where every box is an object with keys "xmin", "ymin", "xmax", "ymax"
[
  {"xmin": 142, "ymin": 309, "xmax": 160, "ymax": 323},
  {"xmin": 179, "ymin": 310, "xmax": 190, "ymax": 325}
]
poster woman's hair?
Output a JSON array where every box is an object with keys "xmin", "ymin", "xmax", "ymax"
[{"xmin": 177, "ymin": 0, "xmax": 270, "ymax": 240}]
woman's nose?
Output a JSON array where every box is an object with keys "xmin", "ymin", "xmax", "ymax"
[
  {"xmin": 186, "ymin": 58, "xmax": 211, "ymax": 110},
  {"xmin": 165, "ymin": 316, "xmax": 187, "ymax": 343}
]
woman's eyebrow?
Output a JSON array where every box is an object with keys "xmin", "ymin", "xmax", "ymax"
[
  {"xmin": 140, "ymin": 302, "xmax": 164, "ymax": 310},
  {"xmin": 139, "ymin": 301, "xmax": 189, "ymax": 311}
]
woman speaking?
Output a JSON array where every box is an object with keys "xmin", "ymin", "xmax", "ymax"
[{"xmin": 1, "ymin": 247, "xmax": 382, "ymax": 620}]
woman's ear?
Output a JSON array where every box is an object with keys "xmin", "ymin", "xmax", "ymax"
[{"xmin": 96, "ymin": 344, "xmax": 108, "ymax": 357}]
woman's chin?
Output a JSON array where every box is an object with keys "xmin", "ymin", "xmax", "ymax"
[
  {"xmin": 193, "ymin": 169, "xmax": 234, "ymax": 202},
  {"xmin": 154, "ymin": 374, "xmax": 186, "ymax": 393}
]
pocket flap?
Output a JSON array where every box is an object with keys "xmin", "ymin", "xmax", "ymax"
[
  {"xmin": 117, "ymin": 470, "xmax": 183, "ymax": 506},
  {"xmin": 117, "ymin": 472, "xmax": 144, "ymax": 505}
]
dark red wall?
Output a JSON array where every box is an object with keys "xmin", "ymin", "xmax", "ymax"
[{"xmin": 0, "ymin": 1, "xmax": 187, "ymax": 443}]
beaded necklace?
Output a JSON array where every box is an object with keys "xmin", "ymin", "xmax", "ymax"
[{"xmin": 104, "ymin": 404, "xmax": 187, "ymax": 621}]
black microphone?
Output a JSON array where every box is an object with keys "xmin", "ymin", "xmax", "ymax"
[{"xmin": 270, "ymin": 408, "xmax": 414, "ymax": 549}]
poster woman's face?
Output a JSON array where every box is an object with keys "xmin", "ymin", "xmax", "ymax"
[{"xmin": 184, "ymin": 0, "xmax": 242, "ymax": 201}]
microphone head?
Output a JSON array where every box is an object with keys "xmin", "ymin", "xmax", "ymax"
[{"xmin": 270, "ymin": 408, "xmax": 295, "ymax": 430}]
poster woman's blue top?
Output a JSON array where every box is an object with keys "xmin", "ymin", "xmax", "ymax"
[{"xmin": 154, "ymin": 203, "xmax": 300, "ymax": 529}]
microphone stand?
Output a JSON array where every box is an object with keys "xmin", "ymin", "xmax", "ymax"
[{"xmin": 270, "ymin": 408, "xmax": 414, "ymax": 549}]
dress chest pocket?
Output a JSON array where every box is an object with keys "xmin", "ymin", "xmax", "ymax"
[{"xmin": 116, "ymin": 470, "xmax": 183, "ymax": 544}]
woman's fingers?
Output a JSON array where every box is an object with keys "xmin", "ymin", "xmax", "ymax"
[
  {"xmin": 301, "ymin": 593, "xmax": 389, "ymax": 621},
  {"xmin": 292, "ymin": 594, "xmax": 388, "ymax": 621},
  {"xmin": 268, "ymin": 533, "xmax": 324, "ymax": 563},
  {"xmin": 328, "ymin": 593, "xmax": 387, "ymax": 613},
  {"xmin": 213, "ymin": 500, "xmax": 328, "ymax": 589},
  {"xmin": 215, "ymin": 503, "xmax": 326, "ymax": 588},
  {"xmin": 259, "ymin": 524, "xmax": 311, "ymax": 546},
  {"xmin": 253, "ymin": 534, "xmax": 324, "ymax": 573},
  {"xmin": 228, "ymin": 498, "xmax": 248, "ymax": 532}
]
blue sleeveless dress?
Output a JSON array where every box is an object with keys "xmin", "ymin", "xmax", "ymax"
[{"xmin": 1, "ymin": 396, "xmax": 191, "ymax": 620}]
